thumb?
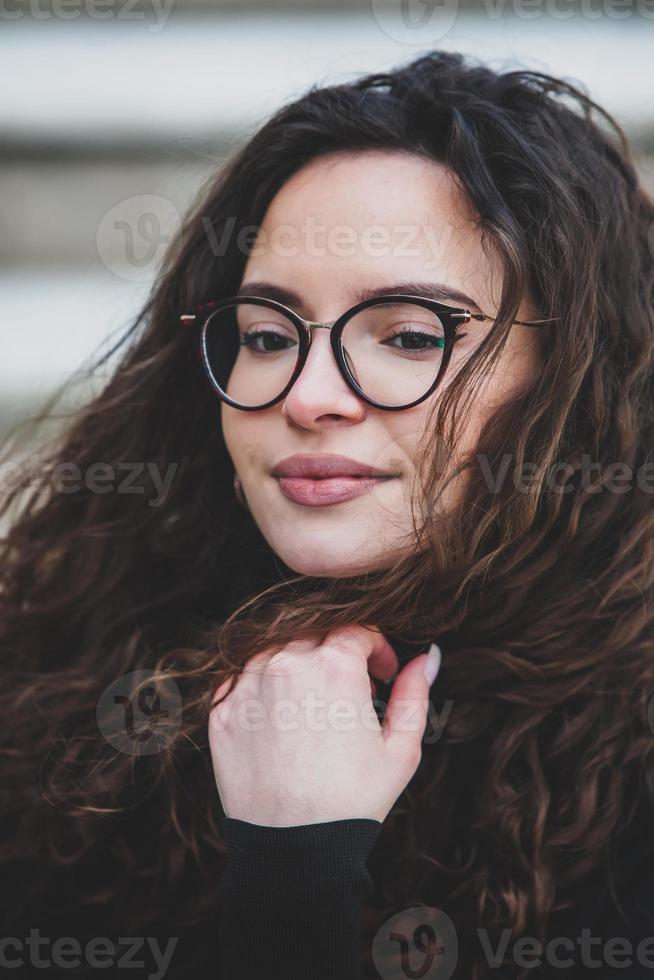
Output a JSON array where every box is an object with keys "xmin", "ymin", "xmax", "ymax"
[{"xmin": 381, "ymin": 643, "xmax": 441, "ymax": 760}]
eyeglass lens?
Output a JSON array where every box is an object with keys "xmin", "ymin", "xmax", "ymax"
[{"xmin": 202, "ymin": 300, "xmax": 448, "ymax": 408}]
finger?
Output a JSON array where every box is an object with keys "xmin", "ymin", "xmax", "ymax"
[
  {"xmin": 210, "ymin": 675, "xmax": 236, "ymax": 709},
  {"xmin": 247, "ymin": 638, "xmax": 327, "ymax": 681},
  {"xmin": 365, "ymin": 626, "xmax": 398, "ymax": 683},
  {"xmin": 241, "ymin": 645, "xmax": 285, "ymax": 676},
  {"xmin": 210, "ymin": 647, "xmax": 276, "ymax": 708},
  {"xmin": 328, "ymin": 624, "xmax": 398, "ymax": 684},
  {"xmin": 381, "ymin": 644, "xmax": 441, "ymax": 758}
]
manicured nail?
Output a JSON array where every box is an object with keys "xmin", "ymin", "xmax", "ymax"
[{"xmin": 423, "ymin": 643, "xmax": 441, "ymax": 686}]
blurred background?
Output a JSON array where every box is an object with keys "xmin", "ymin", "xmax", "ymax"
[{"xmin": 2, "ymin": 0, "xmax": 654, "ymax": 492}]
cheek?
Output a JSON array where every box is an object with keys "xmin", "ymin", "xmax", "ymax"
[
  {"xmin": 220, "ymin": 407, "xmax": 248, "ymax": 469},
  {"xmin": 220, "ymin": 410, "xmax": 282, "ymax": 481},
  {"xmin": 451, "ymin": 341, "xmax": 540, "ymax": 457},
  {"xmin": 219, "ymin": 405, "xmax": 233, "ymax": 454},
  {"xmin": 481, "ymin": 338, "xmax": 539, "ymax": 413},
  {"xmin": 372, "ymin": 418, "xmax": 425, "ymax": 477}
]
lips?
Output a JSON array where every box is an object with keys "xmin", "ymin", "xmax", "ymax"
[
  {"xmin": 275, "ymin": 475, "xmax": 394, "ymax": 506},
  {"xmin": 271, "ymin": 454, "xmax": 399, "ymax": 507},
  {"xmin": 272, "ymin": 453, "xmax": 396, "ymax": 480}
]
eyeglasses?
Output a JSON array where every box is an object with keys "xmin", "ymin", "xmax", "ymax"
[{"xmin": 180, "ymin": 294, "xmax": 556, "ymax": 412}]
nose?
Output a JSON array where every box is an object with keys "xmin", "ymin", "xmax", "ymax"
[{"xmin": 280, "ymin": 326, "xmax": 367, "ymax": 429}]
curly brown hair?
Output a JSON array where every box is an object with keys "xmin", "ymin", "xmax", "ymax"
[{"xmin": 2, "ymin": 49, "xmax": 654, "ymax": 978}]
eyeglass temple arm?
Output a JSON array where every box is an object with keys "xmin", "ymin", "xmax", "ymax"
[
  {"xmin": 457, "ymin": 312, "xmax": 558, "ymax": 328},
  {"xmin": 180, "ymin": 299, "xmax": 225, "ymax": 324}
]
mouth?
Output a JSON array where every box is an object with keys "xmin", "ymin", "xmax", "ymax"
[{"xmin": 274, "ymin": 474, "xmax": 398, "ymax": 507}]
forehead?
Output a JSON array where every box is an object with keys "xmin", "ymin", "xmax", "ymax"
[{"xmin": 243, "ymin": 149, "xmax": 499, "ymax": 312}]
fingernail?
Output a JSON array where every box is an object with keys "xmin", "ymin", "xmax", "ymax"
[{"xmin": 423, "ymin": 643, "xmax": 441, "ymax": 686}]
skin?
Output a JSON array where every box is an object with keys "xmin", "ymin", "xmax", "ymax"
[
  {"xmin": 221, "ymin": 150, "xmax": 540, "ymax": 578},
  {"xmin": 209, "ymin": 626, "xmax": 439, "ymax": 825},
  {"xmin": 210, "ymin": 150, "xmax": 539, "ymax": 826}
]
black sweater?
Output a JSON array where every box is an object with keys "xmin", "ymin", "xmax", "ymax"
[
  {"xmin": 4, "ymin": 622, "xmax": 654, "ymax": 979},
  {"xmin": 215, "ymin": 812, "xmax": 654, "ymax": 980},
  {"xmin": 6, "ymin": 806, "xmax": 653, "ymax": 980}
]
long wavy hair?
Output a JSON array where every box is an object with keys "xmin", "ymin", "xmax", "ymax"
[{"xmin": 2, "ymin": 49, "xmax": 654, "ymax": 978}]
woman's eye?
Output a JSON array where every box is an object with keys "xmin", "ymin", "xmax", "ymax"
[
  {"xmin": 384, "ymin": 327, "xmax": 445, "ymax": 352},
  {"xmin": 240, "ymin": 328, "xmax": 296, "ymax": 353}
]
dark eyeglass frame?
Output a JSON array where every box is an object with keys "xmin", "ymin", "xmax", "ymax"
[{"xmin": 180, "ymin": 294, "xmax": 556, "ymax": 412}]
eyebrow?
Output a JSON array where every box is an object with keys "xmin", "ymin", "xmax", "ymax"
[{"xmin": 234, "ymin": 279, "xmax": 484, "ymax": 315}]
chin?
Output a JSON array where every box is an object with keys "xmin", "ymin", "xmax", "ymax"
[
  {"xmin": 282, "ymin": 558, "xmax": 364, "ymax": 578},
  {"xmin": 270, "ymin": 540, "xmax": 394, "ymax": 578}
]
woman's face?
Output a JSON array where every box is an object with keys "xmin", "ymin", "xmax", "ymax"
[{"xmin": 221, "ymin": 150, "xmax": 539, "ymax": 577}]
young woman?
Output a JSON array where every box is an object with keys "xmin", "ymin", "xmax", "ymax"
[{"xmin": 2, "ymin": 49, "xmax": 654, "ymax": 980}]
